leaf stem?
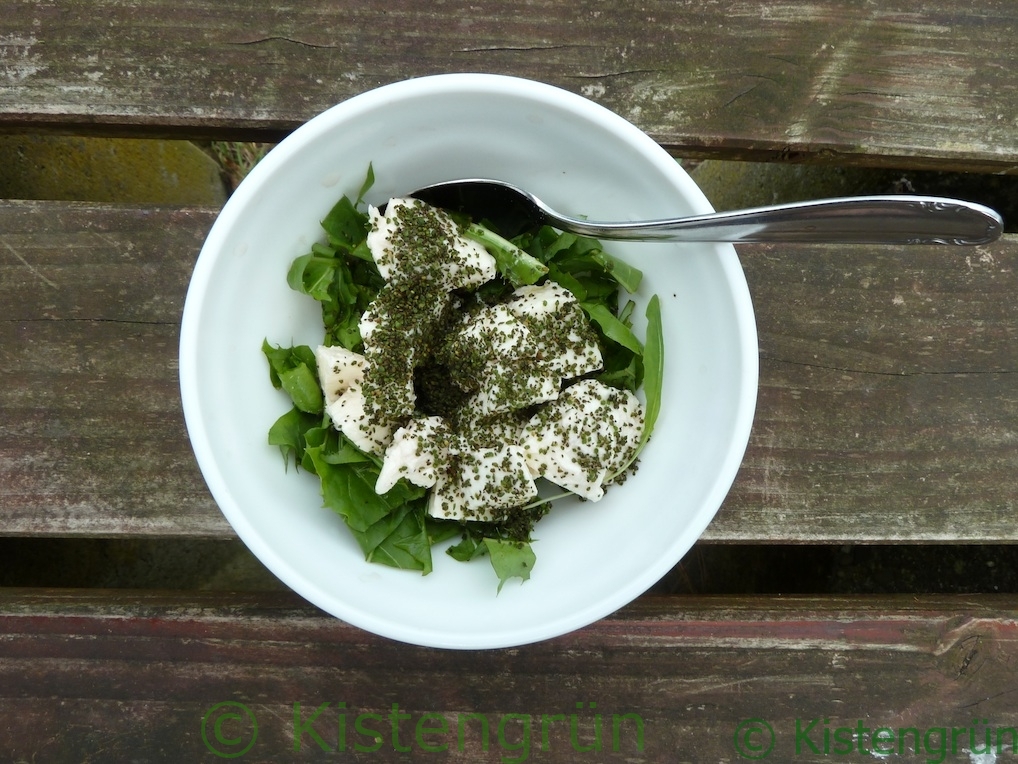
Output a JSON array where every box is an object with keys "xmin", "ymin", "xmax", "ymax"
[{"xmin": 463, "ymin": 223, "xmax": 548, "ymax": 287}]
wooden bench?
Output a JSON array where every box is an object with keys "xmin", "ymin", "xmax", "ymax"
[{"xmin": 3, "ymin": 2, "xmax": 1016, "ymax": 760}]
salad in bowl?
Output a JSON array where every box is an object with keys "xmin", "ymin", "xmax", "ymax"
[
  {"xmin": 262, "ymin": 167, "xmax": 662, "ymax": 591},
  {"xmin": 179, "ymin": 74, "xmax": 757, "ymax": 648}
]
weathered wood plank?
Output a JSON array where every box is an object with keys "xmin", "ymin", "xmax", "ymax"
[
  {"xmin": 718, "ymin": 242, "xmax": 1018, "ymax": 541},
  {"xmin": 2, "ymin": 202, "xmax": 1017, "ymax": 541},
  {"xmin": 0, "ymin": 202, "xmax": 224, "ymax": 536},
  {"xmin": 1, "ymin": 0, "xmax": 1017, "ymax": 171},
  {"xmin": 1, "ymin": 589, "xmax": 1017, "ymax": 762}
]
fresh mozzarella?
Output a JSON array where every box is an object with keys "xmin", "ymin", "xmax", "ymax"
[
  {"xmin": 442, "ymin": 303, "xmax": 561, "ymax": 418},
  {"xmin": 455, "ymin": 410, "xmax": 527, "ymax": 450},
  {"xmin": 505, "ymin": 282, "xmax": 603, "ymax": 380},
  {"xmin": 520, "ymin": 379, "xmax": 645, "ymax": 501},
  {"xmin": 324, "ymin": 383, "xmax": 395, "ymax": 456},
  {"xmin": 358, "ymin": 308, "xmax": 379, "ymax": 346},
  {"xmin": 454, "ymin": 303, "xmax": 529, "ymax": 359},
  {"xmin": 359, "ymin": 279, "xmax": 449, "ymax": 350},
  {"xmin": 427, "ymin": 441, "xmax": 538, "ymax": 522},
  {"xmin": 375, "ymin": 416, "xmax": 450, "ymax": 495},
  {"xmin": 315, "ymin": 344, "xmax": 408, "ymax": 455},
  {"xmin": 366, "ymin": 197, "xmax": 496, "ymax": 289},
  {"xmin": 314, "ymin": 344, "xmax": 366, "ymax": 405},
  {"xmin": 505, "ymin": 281, "xmax": 576, "ymax": 317},
  {"xmin": 463, "ymin": 369, "xmax": 560, "ymax": 419}
]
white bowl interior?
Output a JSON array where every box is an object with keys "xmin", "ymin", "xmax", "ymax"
[{"xmin": 179, "ymin": 74, "xmax": 757, "ymax": 649}]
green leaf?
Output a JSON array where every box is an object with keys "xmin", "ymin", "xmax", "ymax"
[
  {"xmin": 591, "ymin": 250, "xmax": 643, "ymax": 293},
  {"xmin": 347, "ymin": 504, "xmax": 411, "ymax": 556},
  {"xmin": 262, "ymin": 342, "xmax": 322, "ymax": 414},
  {"xmin": 637, "ymin": 294, "xmax": 664, "ymax": 451},
  {"xmin": 483, "ymin": 538, "xmax": 536, "ymax": 593},
  {"xmin": 541, "ymin": 229, "xmax": 575, "ymax": 255},
  {"xmin": 581, "ymin": 302, "xmax": 644, "ymax": 355},
  {"xmin": 305, "ymin": 453, "xmax": 384, "ymax": 530},
  {"xmin": 427, "ymin": 517, "xmax": 466, "ymax": 547},
  {"xmin": 278, "ymin": 363, "xmax": 324, "ymax": 414},
  {"xmin": 355, "ymin": 162, "xmax": 375, "ymax": 206},
  {"xmin": 321, "ymin": 196, "xmax": 369, "ymax": 251},
  {"xmin": 267, "ymin": 406, "xmax": 320, "ymax": 469},
  {"xmin": 313, "ymin": 458, "xmax": 420, "ymax": 532},
  {"xmin": 544, "ymin": 264, "xmax": 587, "ymax": 301},
  {"xmin": 333, "ymin": 500, "xmax": 434, "ymax": 574},
  {"xmin": 348, "ymin": 238, "xmax": 375, "ymax": 263},
  {"xmin": 606, "ymin": 294, "xmax": 664, "ymax": 481},
  {"xmin": 287, "ymin": 254, "xmax": 338, "ymax": 302},
  {"xmin": 302, "ymin": 425, "xmax": 372, "ymax": 466},
  {"xmin": 597, "ymin": 350, "xmax": 642, "ymax": 393},
  {"xmin": 261, "ymin": 340, "xmax": 295, "ymax": 388},
  {"xmin": 447, "ymin": 532, "xmax": 489, "ymax": 562},
  {"xmin": 617, "ymin": 299, "xmax": 636, "ymax": 326},
  {"xmin": 311, "ymin": 242, "xmax": 336, "ymax": 257},
  {"xmin": 364, "ymin": 505, "xmax": 433, "ymax": 574}
]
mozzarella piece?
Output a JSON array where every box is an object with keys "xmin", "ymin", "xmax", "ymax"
[
  {"xmin": 520, "ymin": 379, "xmax": 645, "ymax": 501},
  {"xmin": 375, "ymin": 416, "xmax": 450, "ymax": 495},
  {"xmin": 505, "ymin": 282, "xmax": 602, "ymax": 380},
  {"xmin": 454, "ymin": 303, "xmax": 529, "ymax": 359},
  {"xmin": 358, "ymin": 309, "xmax": 379, "ymax": 346},
  {"xmin": 314, "ymin": 344, "xmax": 366, "ymax": 405},
  {"xmin": 366, "ymin": 197, "xmax": 496, "ymax": 288},
  {"xmin": 427, "ymin": 442, "xmax": 538, "ymax": 522},
  {"xmin": 455, "ymin": 410, "xmax": 527, "ymax": 450},
  {"xmin": 505, "ymin": 281, "xmax": 576, "ymax": 317},
  {"xmin": 315, "ymin": 344, "xmax": 410, "ymax": 455},
  {"xmin": 439, "ymin": 302, "xmax": 561, "ymax": 417},
  {"xmin": 463, "ymin": 368, "xmax": 560, "ymax": 419},
  {"xmin": 324, "ymin": 384, "xmax": 395, "ymax": 456},
  {"xmin": 359, "ymin": 279, "xmax": 450, "ymax": 351}
]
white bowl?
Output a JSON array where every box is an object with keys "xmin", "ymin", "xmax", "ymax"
[{"xmin": 179, "ymin": 74, "xmax": 757, "ymax": 649}]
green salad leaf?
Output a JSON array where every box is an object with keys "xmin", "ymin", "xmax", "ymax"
[
  {"xmin": 639, "ymin": 294, "xmax": 664, "ymax": 451},
  {"xmin": 484, "ymin": 538, "xmax": 537, "ymax": 593},
  {"xmin": 580, "ymin": 301, "xmax": 644, "ymax": 355},
  {"xmin": 362, "ymin": 504, "xmax": 433, "ymax": 574},
  {"xmin": 304, "ymin": 436, "xmax": 435, "ymax": 573},
  {"xmin": 607, "ymin": 294, "xmax": 663, "ymax": 480},
  {"xmin": 267, "ymin": 406, "xmax": 320, "ymax": 469},
  {"xmin": 262, "ymin": 341, "xmax": 324, "ymax": 414},
  {"xmin": 446, "ymin": 532, "xmax": 489, "ymax": 563},
  {"xmin": 286, "ymin": 194, "xmax": 382, "ymax": 350}
]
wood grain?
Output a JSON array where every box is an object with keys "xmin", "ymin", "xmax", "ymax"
[
  {"xmin": 0, "ymin": 203, "xmax": 223, "ymax": 536},
  {"xmin": 1, "ymin": 589, "xmax": 1017, "ymax": 762},
  {"xmin": 3, "ymin": 6, "xmax": 1017, "ymax": 762},
  {"xmin": 0, "ymin": 1, "xmax": 1016, "ymax": 171},
  {"xmin": 720, "ymin": 242, "xmax": 1018, "ymax": 541},
  {"xmin": 2, "ymin": 201, "xmax": 1016, "ymax": 542}
]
